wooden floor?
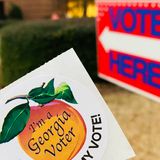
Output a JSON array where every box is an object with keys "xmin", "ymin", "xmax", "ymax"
[{"xmin": 96, "ymin": 81, "xmax": 160, "ymax": 160}]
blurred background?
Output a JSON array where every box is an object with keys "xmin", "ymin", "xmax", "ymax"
[{"xmin": 0, "ymin": 0, "xmax": 159, "ymax": 160}]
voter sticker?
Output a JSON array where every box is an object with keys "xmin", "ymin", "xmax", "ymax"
[
  {"xmin": 96, "ymin": 0, "xmax": 160, "ymax": 102},
  {"xmin": 0, "ymin": 49, "xmax": 135, "ymax": 159}
]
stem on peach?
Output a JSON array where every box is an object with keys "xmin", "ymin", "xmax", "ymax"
[
  {"xmin": 41, "ymin": 82, "xmax": 45, "ymax": 88},
  {"xmin": 6, "ymin": 95, "xmax": 29, "ymax": 104}
]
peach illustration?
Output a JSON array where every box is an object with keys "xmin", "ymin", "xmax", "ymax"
[
  {"xmin": 18, "ymin": 100, "xmax": 86, "ymax": 160},
  {"xmin": 0, "ymin": 79, "xmax": 86, "ymax": 159}
]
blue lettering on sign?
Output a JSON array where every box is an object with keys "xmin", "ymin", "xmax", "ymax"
[
  {"xmin": 108, "ymin": 7, "xmax": 122, "ymax": 30},
  {"xmin": 119, "ymin": 53, "xmax": 134, "ymax": 78},
  {"xmin": 109, "ymin": 8, "xmax": 160, "ymax": 36},
  {"xmin": 152, "ymin": 10, "xmax": 160, "ymax": 36},
  {"xmin": 136, "ymin": 9, "xmax": 149, "ymax": 34},
  {"xmin": 133, "ymin": 59, "xmax": 147, "ymax": 83},
  {"xmin": 109, "ymin": 51, "xmax": 160, "ymax": 88},
  {"xmin": 121, "ymin": 8, "xmax": 136, "ymax": 32},
  {"xmin": 148, "ymin": 63, "xmax": 160, "ymax": 88}
]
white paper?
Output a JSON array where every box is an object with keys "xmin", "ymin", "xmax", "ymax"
[{"xmin": 0, "ymin": 49, "xmax": 135, "ymax": 160}]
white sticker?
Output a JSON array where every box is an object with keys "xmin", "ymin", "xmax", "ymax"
[{"xmin": 0, "ymin": 49, "xmax": 135, "ymax": 160}]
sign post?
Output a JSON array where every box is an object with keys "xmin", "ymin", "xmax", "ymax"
[{"xmin": 96, "ymin": 0, "xmax": 160, "ymax": 102}]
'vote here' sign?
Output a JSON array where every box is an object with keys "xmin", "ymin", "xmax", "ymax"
[{"xmin": 96, "ymin": 0, "xmax": 160, "ymax": 102}]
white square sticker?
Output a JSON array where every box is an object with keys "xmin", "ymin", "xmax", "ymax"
[{"xmin": 0, "ymin": 49, "xmax": 135, "ymax": 160}]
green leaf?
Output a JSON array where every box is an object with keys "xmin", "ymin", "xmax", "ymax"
[
  {"xmin": 44, "ymin": 79, "xmax": 55, "ymax": 95},
  {"xmin": 28, "ymin": 87, "xmax": 44, "ymax": 98},
  {"xmin": 55, "ymin": 83, "xmax": 77, "ymax": 104},
  {"xmin": 0, "ymin": 103, "xmax": 30, "ymax": 144},
  {"xmin": 28, "ymin": 79, "xmax": 55, "ymax": 105},
  {"xmin": 31, "ymin": 94, "xmax": 56, "ymax": 104}
]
